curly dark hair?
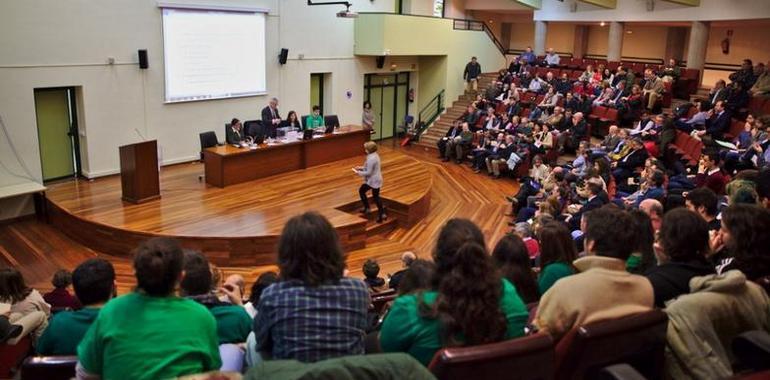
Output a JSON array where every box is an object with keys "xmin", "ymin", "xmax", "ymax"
[
  {"xmin": 424, "ymin": 219, "xmax": 507, "ymax": 347},
  {"xmin": 492, "ymin": 234, "xmax": 539, "ymax": 304},
  {"xmin": 660, "ymin": 208, "xmax": 710, "ymax": 263},
  {"xmin": 722, "ymin": 204, "xmax": 770, "ymax": 281},
  {"xmin": 248, "ymin": 271, "xmax": 279, "ymax": 306},
  {"xmin": 0, "ymin": 267, "xmax": 32, "ymax": 304},
  {"xmin": 397, "ymin": 259, "xmax": 435, "ymax": 296},
  {"xmin": 133, "ymin": 237, "xmax": 184, "ymax": 297},
  {"xmin": 278, "ymin": 212, "xmax": 345, "ymax": 286},
  {"xmin": 583, "ymin": 206, "xmax": 637, "ymax": 260}
]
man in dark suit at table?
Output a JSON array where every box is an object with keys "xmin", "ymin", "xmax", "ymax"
[
  {"xmin": 261, "ymin": 97, "xmax": 282, "ymax": 138},
  {"xmin": 225, "ymin": 118, "xmax": 243, "ymax": 145}
]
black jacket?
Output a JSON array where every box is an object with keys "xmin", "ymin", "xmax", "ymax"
[
  {"xmin": 645, "ymin": 260, "xmax": 715, "ymax": 307},
  {"xmin": 225, "ymin": 126, "xmax": 243, "ymax": 145},
  {"xmin": 464, "ymin": 62, "xmax": 482, "ymax": 80},
  {"xmin": 618, "ymin": 148, "xmax": 649, "ymax": 170},
  {"xmin": 705, "ymin": 110, "xmax": 732, "ymax": 141},
  {"xmin": 261, "ymin": 106, "xmax": 281, "ymax": 129}
]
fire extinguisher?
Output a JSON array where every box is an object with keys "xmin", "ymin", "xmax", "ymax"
[
  {"xmin": 408, "ymin": 88, "xmax": 415, "ymax": 103},
  {"xmin": 721, "ymin": 38, "xmax": 730, "ymax": 55}
]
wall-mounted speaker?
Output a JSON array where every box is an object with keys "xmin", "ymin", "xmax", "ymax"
[
  {"xmin": 279, "ymin": 48, "xmax": 289, "ymax": 65},
  {"xmin": 138, "ymin": 49, "xmax": 148, "ymax": 69},
  {"xmin": 376, "ymin": 56, "xmax": 385, "ymax": 69}
]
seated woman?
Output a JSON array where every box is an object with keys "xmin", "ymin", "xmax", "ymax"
[
  {"xmin": 305, "ymin": 106, "xmax": 324, "ymax": 129},
  {"xmin": 0, "ymin": 268, "xmax": 49, "ymax": 343},
  {"xmin": 43, "ymin": 269, "xmax": 82, "ymax": 311},
  {"xmin": 536, "ymin": 222, "xmax": 578, "ymax": 295},
  {"xmin": 492, "ymin": 234, "xmax": 539, "ymax": 304},
  {"xmin": 76, "ymin": 238, "xmax": 221, "ymax": 379},
  {"xmin": 380, "ymin": 219, "xmax": 529, "ymax": 366},
  {"xmin": 284, "ymin": 111, "xmax": 302, "ymax": 131}
]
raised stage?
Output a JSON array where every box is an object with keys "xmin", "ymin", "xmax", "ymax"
[{"xmin": 43, "ymin": 148, "xmax": 431, "ymax": 266}]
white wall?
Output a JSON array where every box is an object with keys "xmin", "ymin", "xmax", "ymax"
[
  {"xmin": 0, "ymin": 0, "xmax": 406, "ymax": 219},
  {"xmin": 534, "ymin": 0, "xmax": 770, "ymax": 22}
]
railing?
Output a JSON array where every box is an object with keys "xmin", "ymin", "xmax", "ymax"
[
  {"xmin": 452, "ymin": 19, "xmax": 507, "ymax": 56},
  {"xmin": 416, "ymin": 89, "xmax": 445, "ymax": 140}
]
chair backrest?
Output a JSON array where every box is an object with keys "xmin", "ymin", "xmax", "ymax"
[
  {"xmin": 603, "ymin": 108, "xmax": 619, "ymax": 121},
  {"xmin": 244, "ymin": 119, "xmax": 263, "ymax": 138},
  {"xmin": 674, "ymin": 131, "xmax": 688, "ymax": 147},
  {"xmin": 21, "ymin": 356, "xmax": 77, "ymax": 380},
  {"xmin": 301, "ymin": 115, "xmax": 310, "ymax": 129},
  {"xmin": 554, "ymin": 309, "xmax": 668, "ymax": 380},
  {"xmin": 199, "ymin": 131, "xmax": 218, "ymax": 151},
  {"xmin": 324, "ymin": 114, "xmax": 340, "ymax": 129},
  {"xmin": 429, "ymin": 334, "xmax": 555, "ymax": 380},
  {"xmin": 591, "ymin": 106, "xmax": 608, "ymax": 118}
]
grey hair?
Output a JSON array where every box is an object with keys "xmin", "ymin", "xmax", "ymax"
[{"xmin": 514, "ymin": 222, "xmax": 532, "ymax": 237}]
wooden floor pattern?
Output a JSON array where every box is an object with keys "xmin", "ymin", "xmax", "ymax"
[
  {"xmin": 45, "ymin": 149, "xmax": 430, "ymax": 238},
  {"xmin": 1, "ymin": 143, "xmax": 519, "ymax": 295}
]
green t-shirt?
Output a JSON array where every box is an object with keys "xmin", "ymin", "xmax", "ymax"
[
  {"xmin": 38, "ymin": 307, "xmax": 100, "ymax": 355},
  {"xmin": 306, "ymin": 114, "xmax": 324, "ymax": 129},
  {"xmin": 626, "ymin": 253, "xmax": 642, "ymax": 273},
  {"xmin": 77, "ymin": 293, "xmax": 221, "ymax": 380},
  {"xmin": 379, "ymin": 279, "xmax": 529, "ymax": 366},
  {"xmin": 538, "ymin": 261, "xmax": 575, "ymax": 296},
  {"xmin": 211, "ymin": 304, "xmax": 252, "ymax": 344}
]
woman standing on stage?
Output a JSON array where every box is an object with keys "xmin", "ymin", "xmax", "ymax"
[{"xmin": 354, "ymin": 141, "xmax": 386, "ymax": 223}]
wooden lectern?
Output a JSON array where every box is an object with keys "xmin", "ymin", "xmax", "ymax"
[{"xmin": 119, "ymin": 140, "xmax": 160, "ymax": 204}]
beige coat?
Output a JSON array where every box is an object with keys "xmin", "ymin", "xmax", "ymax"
[
  {"xmin": 534, "ymin": 256, "xmax": 654, "ymax": 340},
  {"xmin": 664, "ymin": 270, "xmax": 770, "ymax": 380}
]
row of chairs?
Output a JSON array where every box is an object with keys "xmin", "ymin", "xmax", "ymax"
[{"xmin": 668, "ymin": 130, "xmax": 705, "ymax": 167}]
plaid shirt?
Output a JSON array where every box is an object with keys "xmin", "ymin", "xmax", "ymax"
[{"xmin": 253, "ymin": 278, "xmax": 370, "ymax": 362}]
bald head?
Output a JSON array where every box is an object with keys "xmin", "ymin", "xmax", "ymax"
[
  {"xmin": 224, "ymin": 274, "xmax": 245, "ymax": 292},
  {"xmin": 639, "ymin": 199, "xmax": 663, "ymax": 217}
]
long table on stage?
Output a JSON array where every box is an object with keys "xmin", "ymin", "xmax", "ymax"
[{"xmin": 203, "ymin": 127, "xmax": 370, "ymax": 187}]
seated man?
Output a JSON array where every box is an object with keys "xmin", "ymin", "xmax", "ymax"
[
  {"xmin": 444, "ymin": 122, "xmax": 473, "ymax": 164},
  {"xmin": 37, "ymin": 259, "xmax": 115, "ymax": 355},
  {"xmin": 534, "ymin": 206, "xmax": 654, "ymax": 340},
  {"xmin": 612, "ymin": 138, "xmax": 649, "ymax": 185},
  {"xmin": 544, "ymin": 48, "xmax": 560, "ymax": 67},
  {"xmin": 225, "ymin": 118, "xmax": 244, "ymax": 145},
  {"xmin": 693, "ymin": 152, "xmax": 728, "ymax": 196},
  {"xmin": 437, "ymin": 121, "xmax": 462, "ymax": 159},
  {"xmin": 485, "ymin": 134, "xmax": 516, "ymax": 179},
  {"xmin": 77, "ymin": 238, "xmax": 221, "ymax": 380},
  {"xmin": 388, "ymin": 251, "xmax": 417, "ymax": 291},
  {"xmin": 684, "ymin": 187, "xmax": 721, "ymax": 232},
  {"xmin": 642, "ymin": 69, "xmax": 664, "ymax": 111},
  {"xmin": 305, "ymin": 106, "xmax": 324, "ymax": 129},
  {"xmin": 254, "ymin": 212, "xmax": 370, "ymax": 363},
  {"xmin": 180, "ymin": 251, "xmax": 251, "ymax": 345},
  {"xmin": 695, "ymin": 100, "xmax": 731, "ymax": 145}
]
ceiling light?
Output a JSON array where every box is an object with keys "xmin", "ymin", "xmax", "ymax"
[{"xmin": 600, "ymin": 21, "xmax": 606, "ymax": 27}]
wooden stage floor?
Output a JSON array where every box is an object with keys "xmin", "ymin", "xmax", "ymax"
[
  {"xmin": 43, "ymin": 148, "xmax": 431, "ymax": 266},
  {"xmin": 1, "ymin": 144, "xmax": 519, "ymax": 294}
]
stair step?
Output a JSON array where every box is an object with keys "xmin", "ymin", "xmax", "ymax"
[{"xmin": 366, "ymin": 217, "xmax": 398, "ymax": 237}]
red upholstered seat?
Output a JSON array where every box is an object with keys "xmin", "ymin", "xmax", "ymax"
[
  {"xmin": 554, "ymin": 310, "xmax": 668, "ymax": 380},
  {"xmin": 0, "ymin": 336, "xmax": 32, "ymax": 378},
  {"xmin": 429, "ymin": 333, "xmax": 555, "ymax": 380}
]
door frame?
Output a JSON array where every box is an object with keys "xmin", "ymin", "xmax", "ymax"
[
  {"xmin": 33, "ymin": 86, "xmax": 83, "ymax": 181},
  {"xmin": 310, "ymin": 73, "xmax": 325, "ymax": 115},
  {"xmin": 364, "ymin": 72, "xmax": 411, "ymax": 142}
]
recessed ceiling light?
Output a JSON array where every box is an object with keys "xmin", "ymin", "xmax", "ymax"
[
  {"xmin": 600, "ymin": 21, "xmax": 606, "ymax": 27},
  {"xmin": 626, "ymin": 30, "xmax": 633, "ymax": 34}
]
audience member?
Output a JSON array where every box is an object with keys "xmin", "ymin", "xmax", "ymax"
[
  {"xmin": 43, "ymin": 269, "xmax": 82, "ymax": 311},
  {"xmin": 492, "ymin": 234, "xmax": 539, "ymax": 304},
  {"xmin": 77, "ymin": 237, "xmax": 221, "ymax": 380},
  {"xmin": 180, "ymin": 251, "xmax": 251, "ymax": 345},
  {"xmin": 645, "ymin": 209, "xmax": 715, "ymax": 307},
  {"xmin": 388, "ymin": 251, "xmax": 417, "ymax": 291},
  {"xmin": 463, "ymin": 56, "xmax": 482, "ymax": 92},
  {"xmin": 380, "ymin": 219, "xmax": 528, "ymax": 366},
  {"xmin": 513, "ymin": 221, "xmax": 540, "ymax": 261},
  {"xmin": 684, "ymin": 187, "xmax": 721, "ymax": 231},
  {"xmin": 38, "ymin": 259, "xmax": 115, "ymax": 355},
  {"xmin": 0, "ymin": 267, "xmax": 50, "ymax": 339},
  {"xmin": 625, "ymin": 209, "xmax": 656, "ymax": 275},
  {"xmin": 244, "ymin": 272, "xmax": 278, "ymax": 319},
  {"xmin": 714, "ymin": 204, "xmax": 770, "ymax": 280},
  {"xmin": 363, "ymin": 259, "xmax": 387, "ymax": 293},
  {"xmin": 254, "ymin": 212, "xmax": 369, "ymax": 362},
  {"xmin": 395, "ymin": 259, "xmax": 436, "ymax": 296},
  {"xmin": 536, "ymin": 222, "xmax": 577, "ymax": 295},
  {"xmin": 694, "ymin": 151, "xmax": 728, "ymax": 195},
  {"xmin": 534, "ymin": 206, "xmax": 654, "ymax": 340}
]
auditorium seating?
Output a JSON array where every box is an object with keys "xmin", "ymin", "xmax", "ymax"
[
  {"xmin": 553, "ymin": 310, "xmax": 668, "ymax": 380},
  {"xmin": 0, "ymin": 337, "xmax": 32, "ymax": 378},
  {"xmin": 428, "ymin": 333, "xmax": 554, "ymax": 380},
  {"xmin": 20, "ymin": 356, "xmax": 77, "ymax": 380},
  {"xmin": 198, "ymin": 131, "xmax": 219, "ymax": 160},
  {"xmin": 667, "ymin": 131, "xmax": 704, "ymax": 167}
]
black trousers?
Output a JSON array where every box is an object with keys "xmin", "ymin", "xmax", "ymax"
[{"xmin": 359, "ymin": 184, "xmax": 384, "ymax": 215}]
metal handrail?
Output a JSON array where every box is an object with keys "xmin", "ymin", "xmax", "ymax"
[{"xmin": 415, "ymin": 89, "xmax": 445, "ymax": 140}]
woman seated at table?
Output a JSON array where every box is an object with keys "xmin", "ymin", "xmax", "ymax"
[
  {"xmin": 284, "ymin": 111, "xmax": 302, "ymax": 130},
  {"xmin": 305, "ymin": 106, "xmax": 324, "ymax": 129}
]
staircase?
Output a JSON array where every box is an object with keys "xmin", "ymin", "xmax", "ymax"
[{"xmin": 417, "ymin": 73, "xmax": 498, "ymax": 149}]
